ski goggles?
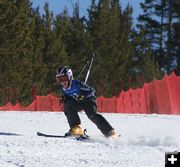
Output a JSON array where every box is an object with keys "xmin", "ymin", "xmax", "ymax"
[{"xmin": 56, "ymin": 75, "xmax": 69, "ymax": 83}]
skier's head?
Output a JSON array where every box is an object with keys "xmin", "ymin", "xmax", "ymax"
[{"xmin": 56, "ymin": 66, "xmax": 73, "ymax": 88}]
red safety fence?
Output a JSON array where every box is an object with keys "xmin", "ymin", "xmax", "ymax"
[{"xmin": 0, "ymin": 72, "xmax": 180, "ymax": 114}]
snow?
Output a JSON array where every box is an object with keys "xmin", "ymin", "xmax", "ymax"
[{"xmin": 0, "ymin": 111, "xmax": 180, "ymax": 167}]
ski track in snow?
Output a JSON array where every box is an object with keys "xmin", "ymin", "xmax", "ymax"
[{"xmin": 0, "ymin": 111, "xmax": 180, "ymax": 167}]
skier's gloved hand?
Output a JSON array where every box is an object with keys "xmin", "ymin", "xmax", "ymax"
[
  {"xmin": 59, "ymin": 95, "xmax": 66, "ymax": 103},
  {"xmin": 78, "ymin": 95, "xmax": 85, "ymax": 101},
  {"xmin": 72, "ymin": 94, "xmax": 85, "ymax": 101}
]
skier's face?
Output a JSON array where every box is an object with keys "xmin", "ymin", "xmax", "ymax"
[{"xmin": 56, "ymin": 75, "xmax": 69, "ymax": 88}]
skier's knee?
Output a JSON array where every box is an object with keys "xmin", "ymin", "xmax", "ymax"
[{"xmin": 89, "ymin": 113, "xmax": 101, "ymax": 123}]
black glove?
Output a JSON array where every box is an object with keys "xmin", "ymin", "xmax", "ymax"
[
  {"xmin": 78, "ymin": 95, "xmax": 85, "ymax": 101},
  {"xmin": 72, "ymin": 94, "xmax": 85, "ymax": 101},
  {"xmin": 59, "ymin": 95, "xmax": 66, "ymax": 103}
]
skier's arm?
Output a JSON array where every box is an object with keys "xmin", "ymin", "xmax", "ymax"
[
  {"xmin": 78, "ymin": 81, "xmax": 96, "ymax": 99},
  {"xmin": 59, "ymin": 89, "xmax": 68, "ymax": 103}
]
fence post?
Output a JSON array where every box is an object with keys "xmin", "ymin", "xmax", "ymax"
[
  {"xmin": 112, "ymin": 81, "xmax": 116, "ymax": 96},
  {"xmin": 32, "ymin": 85, "xmax": 37, "ymax": 111},
  {"xmin": 99, "ymin": 80, "xmax": 103, "ymax": 95},
  {"xmin": 120, "ymin": 79, "xmax": 123, "ymax": 91}
]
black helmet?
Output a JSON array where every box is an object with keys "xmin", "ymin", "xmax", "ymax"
[{"xmin": 56, "ymin": 66, "xmax": 73, "ymax": 80}]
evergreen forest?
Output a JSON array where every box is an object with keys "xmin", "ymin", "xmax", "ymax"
[{"xmin": 0, "ymin": 0, "xmax": 179, "ymax": 105}]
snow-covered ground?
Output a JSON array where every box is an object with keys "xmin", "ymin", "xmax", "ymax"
[{"xmin": 0, "ymin": 111, "xmax": 180, "ymax": 167}]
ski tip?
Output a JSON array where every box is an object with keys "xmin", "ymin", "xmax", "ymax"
[{"xmin": 37, "ymin": 132, "xmax": 43, "ymax": 136}]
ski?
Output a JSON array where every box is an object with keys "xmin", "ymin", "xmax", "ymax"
[
  {"xmin": 37, "ymin": 132, "xmax": 90, "ymax": 140},
  {"xmin": 37, "ymin": 132, "xmax": 66, "ymax": 138}
]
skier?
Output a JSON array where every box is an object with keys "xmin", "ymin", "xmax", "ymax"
[{"xmin": 56, "ymin": 66, "xmax": 118, "ymax": 138}]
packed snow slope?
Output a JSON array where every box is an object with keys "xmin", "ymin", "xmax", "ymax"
[{"xmin": 0, "ymin": 111, "xmax": 180, "ymax": 167}]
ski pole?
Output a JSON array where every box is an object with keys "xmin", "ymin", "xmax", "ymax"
[
  {"xmin": 84, "ymin": 53, "xmax": 95, "ymax": 84},
  {"xmin": 76, "ymin": 60, "xmax": 90, "ymax": 80}
]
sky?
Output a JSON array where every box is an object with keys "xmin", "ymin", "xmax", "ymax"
[
  {"xmin": 31, "ymin": 0, "xmax": 143, "ymax": 24},
  {"xmin": 0, "ymin": 111, "xmax": 180, "ymax": 167}
]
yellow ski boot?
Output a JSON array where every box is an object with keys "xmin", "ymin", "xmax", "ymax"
[{"xmin": 65, "ymin": 124, "xmax": 84, "ymax": 136}]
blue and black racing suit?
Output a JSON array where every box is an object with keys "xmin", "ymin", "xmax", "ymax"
[{"xmin": 60, "ymin": 79, "xmax": 114, "ymax": 136}]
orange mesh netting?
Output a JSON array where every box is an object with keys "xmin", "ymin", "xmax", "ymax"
[{"xmin": 0, "ymin": 72, "xmax": 179, "ymax": 114}]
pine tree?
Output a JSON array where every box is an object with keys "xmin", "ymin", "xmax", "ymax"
[
  {"xmin": 170, "ymin": 0, "xmax": 180, "ymax": 75},
  {"xmin": 55, "ymin": 3, "xmax": 90, "ymax": 80},
  {"xmin": 128, "ymin": 29, "xmax": 162, "ymax": 87},
  {"xmin": 30, "ymin": 7, "xmax": 47, "ymax": 95},
  {"xmin": 0, "ymin": 0, "xmax": 35, "ymax": 104},
  {"xmin": 42, "ymin": 3, "xmax": 68, "ymax": 92},
  {"xmin": 137, "ymin": 0, "xmax": 180, "ymax": 74},
  {"xmin": 87, "ymin": 0, "xmax": 133, "ymax": 96},
  {"xmin": 137, "ymin": 0, "xmax": 167, "ymax": 70}
]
